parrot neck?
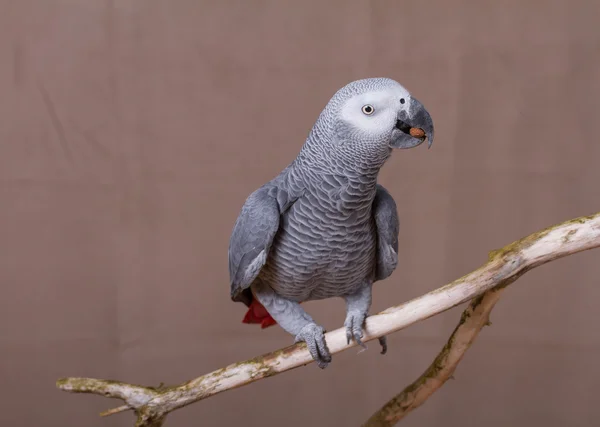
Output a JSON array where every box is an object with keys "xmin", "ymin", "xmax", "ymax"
[{"xmin": 295, "ymin": 136, "xmax": 390, "ymax": 182}]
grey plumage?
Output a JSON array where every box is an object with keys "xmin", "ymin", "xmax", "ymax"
[{"xmin": 229, "ymin": 77, "xmax": 434, "ymax": 368}]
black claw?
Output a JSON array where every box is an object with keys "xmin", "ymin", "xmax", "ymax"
[
  {"xmin": 354, "ymin": 332, "xmax": 367, "ymax": 349},
  {"xmin": 314, "ymin": 351, "xmax": 328, "ymax": 369},
  {"xmin": 320, "ymin": 350, "xmax": 332, "ymax": 364},
  {"xmin": 345, "ymin": 317, "xmax": 354, "ymax": 346},
  {"xmin": 378, "ymin": 336, "xmax": 388, "ymax": 355}
]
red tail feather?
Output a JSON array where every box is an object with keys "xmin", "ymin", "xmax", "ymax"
[{"xmin": 242, "ymin": 299, "xmax": 278, "ymax": 329}]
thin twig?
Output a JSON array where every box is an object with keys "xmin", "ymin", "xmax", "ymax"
[
  {"xmin": 100, "ymin": 405, "xmax": 130, "ymax": 417},
  {"xmin": 56, "ymin": 212, "xmax": 600, "ymax": 426}
]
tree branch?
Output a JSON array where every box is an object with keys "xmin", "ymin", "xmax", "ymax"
[
  {"xmin": 56, "ymin": 212, "xmax": 600, "ymax": 426},
  {"xmin": 362, "ymin": 286, "xmax": 506, "ymax": 426}
]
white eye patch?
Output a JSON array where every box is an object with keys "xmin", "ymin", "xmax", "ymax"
[{"xmin": 340, "ymin": 91, "xmax": 399, "ymax": 134}]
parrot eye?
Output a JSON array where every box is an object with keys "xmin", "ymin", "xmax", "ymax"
[{"xmin": 361, "ymin": 105, "xmax": 374, "ymax": 115}]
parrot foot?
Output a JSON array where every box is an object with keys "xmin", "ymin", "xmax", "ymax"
[
  {"xmin": 295, "ymin": 323, "xmax": 331, "ymax": 369},
  {"xmin": 344, "ymin": 312, "xmax": 389, "ymax": 355},
  {"xmin": 344, "ymin": 310, "xmax": 368, "ymax": 349}
]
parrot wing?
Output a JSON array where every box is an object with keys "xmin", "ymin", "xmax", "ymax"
[
  {"xmin": 373, "ymin": 184, "xmax": 400, "ymax": 282},
  {"xmin": 228, "ymin": 185, "xmax": 281, "ymax": 306}
]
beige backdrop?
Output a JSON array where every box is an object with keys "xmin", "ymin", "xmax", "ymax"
[{"xmin": 1, "ymin": 1, "xmax": 599, "ymax": 426}]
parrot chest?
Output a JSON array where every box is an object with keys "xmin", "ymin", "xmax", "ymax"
[{"xmin": 258, "ymin": 190, "xmax": 377, "ymax": 301}]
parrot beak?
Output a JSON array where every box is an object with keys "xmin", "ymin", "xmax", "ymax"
[{"xmin": 390, "ymin": 97, "xmax": 435, "ymax": 150}]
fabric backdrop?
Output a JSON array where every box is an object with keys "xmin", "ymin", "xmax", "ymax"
[{"xmin": 1, "ymin": 1, "xmax": 599, "ymax": 426}]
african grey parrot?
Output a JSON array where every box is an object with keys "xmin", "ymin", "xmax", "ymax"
[{"xmin": 228, "ymin": 77, "xmax": 434, "ymax": 368}]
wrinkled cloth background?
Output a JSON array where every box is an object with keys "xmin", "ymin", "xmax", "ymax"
[{"xmin": 1, "ymin": 1, "xmax": 599, "ymax": 426}]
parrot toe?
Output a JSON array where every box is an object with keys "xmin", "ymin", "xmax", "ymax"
[
  {"xmin": 378, "ymin": 336, "xmax": 388, "ymax": 355},
  {"xmin": 344, "ymin": 312, "xmax": 389, "ymax": 355},
  {"xmin": 295, "ymin": 323, "xmax": 331, "ymax": 369},
  {"xmin": 344, "ymin": 311, "xmax": 368, "ymax": 350}
]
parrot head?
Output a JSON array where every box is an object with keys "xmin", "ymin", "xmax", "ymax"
[{"xmin": 303, "ymin": 77, "xmax": 434, "ymax": 171}]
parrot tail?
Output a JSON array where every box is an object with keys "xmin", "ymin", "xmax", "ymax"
[{"xmin": 242, "ymin": 299, "xmax": 278, "ymax": 329}]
